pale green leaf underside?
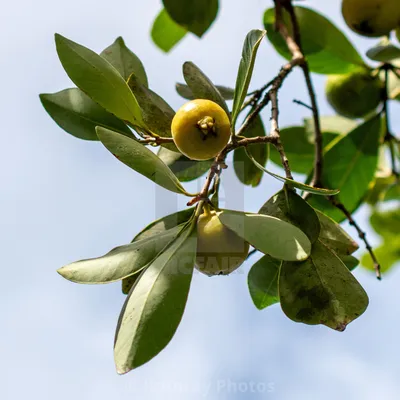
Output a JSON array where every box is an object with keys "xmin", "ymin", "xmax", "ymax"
[{"xmin": 218, "ymin": 210, "xmax": 311, "ymax": 261}]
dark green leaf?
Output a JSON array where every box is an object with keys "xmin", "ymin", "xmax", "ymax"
[
  {"xmin": 114, "ymin": 224, "xmax": 197, "ymax": 373},
  {"xmin": 151, "ymin": 9, "xmax": 187, "ymax": 52},
  {"xmin": 304, "ymin": 116, "xmax": 358, "ymax": 143},
  {"xmin": 259, "ymin": 189, "xmax": 320, "ymax": 243},
  {"xmin": 316, "ymin": 210, "xmax": 359, "ymax": 255},
  {"xmin": 308, "ymin": 115, "xmax": 381, "ymax": 221},
  {"xmin": 279, "ymin": 240, "xmax": 369, "ymax": 331},
  {"xmin": 231, "ymin": 30, "xmax": 266, "ymax": 128},
  {"xmin": 366, "ymin": 42, "xmax": 400, "ymax": 63},
  {"xmin": 218, "ymin": 209, "xmax": 311, "ymax": 261},
  {"xmin": 100, "ymin": 37, "xmax": 148, "ymax": 85},
  {"xmin": 175, "ymin": 83, "xmax": 234, "ymax": 100},
  {"xmin": 339, "ymin": 254, "xmax": 359, "ymax": 271},
  {"xmin": 269, "ymin": 127, "xmax": 315, "ymax": 174},
  {"xmin": 96, "ymin": 127, "xmax": 196, "ymax": 196},
  {"xmin": 264, "ymin": 6, "xmax": 364, "ymax": 74},
  {"xmin": 57, "ymin": 225, "xmax": 184, "ymax": 284},
  {"xmin": 233, "ymin": 115, "xmax": 268, "ymax": 187},
  {"xmin": 248, "ymin": 255, "xmax": 281, "ymax": 310},
  {"xmin": 40, "ymin": 88, "xmax": 132, "ymax": 141},
  {"xmin": 182, "ymin": 62, "xmax": 230, "ymax": 117},
  {"xmin": 126, "ymin": 74, "xmax": 178, "ymax": 152},
  {"xmin": 157, "ymin": 147, "xmax": 212, "ymax": 182},
  {"xmin": 55, "ymin": 34, "xmax": 144, "ymax": 127},
  {"xmin": 246, "ymin": 149, "xmax": 340, "ymax": 195},
  {"xmin": 122, "ymin": 272, "xmax": 141, "ymax": 295},
  {"xmin": 162, "ymin": 0, "xmax": 218, "ymax": 37}
]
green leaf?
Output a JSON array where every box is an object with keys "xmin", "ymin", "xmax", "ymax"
[
  {"xmin": 366, "ymin": 42, "xmax": 400, "ymax": 63},
  {"xmin": 114, "ymin": 224, "xmax": 197, "ymax": 373},
  {"xmin": 316, "ymin": 210, "xmax": 359, "ymax": 255},
  {"xmin": 96, "ymin": 127, "xmax": 196, "ymax": 196},
  {"xmin": 57, "ymin": 225, "xmax": 184, "ymax": 284},
  {"xmin": 370, "ymin": 208, "xmax": 400, "ymax": 239},
  {"xmin": 245, "ymin": 149, "xmax": 340, "ymax": 195},
  {"xmin": 100, "ymin": 37, "xmax": 148, "ymax": 85},
  {"xmin": 279, "ymin": 240, "xmax": 369, "ymax": 331},
  {"xmin": 365, "ymin": 174, "xmax": 397, "ymax": 205},
  {"xmin": 175, "ymin": 83, "xmax": 234, "ymax": 100},
  {"xmin": 55, "ymin": 34, "xmax": 144, "ymax": 127},
  {"xmin": 233, "ymin": 115, "xmax": 268, "ymax": 187},
  {"xmin": 218, "ymin": 210, "xmax": 311, "ymax": 261},
  {"xmin": 157, "ymin": 147, "xmax": 212, "ymax": 182},
  {"xmin": 263, "ymin": 6, "xmax": 364, "ymax": 74},
  {"xmin": 339, "ymin": 254, "xmax": 359, "ymax": 271},
  {"xmin": 162, "ymin": 0, "xmax": 218, "ymax": 37},
  {"xmin": 248, "ymin": 255, "xmax": 281, "ymax": 310},
  {"xmin": 361, "ymin": 238, "xmax": 400, "ymax": 274},
  {"xmin": 385, "ymin": 182, "xmax": 400, "ymax": 201},
  {"xmin": 269, "ymin": 127, "xmax": 315, "ymax": 174},
  {"xmin": 151, "ymin": 9, "xmax": 187, "ymax": 52},
  {"xmin": 122, "ymin": 272, "xmax": 141, "ymax": 295},
  {"xmin": 231, "ymin": 30, "xmax": 266, "ymax": 129},
  {"xmin": 259, "ymin": 189, "xmax": 320, "ymax": 243},
  {"xmin": 308, "ymin": 115, "xmax": 381, "ymax": 221},
  {"xmin": 40, "ymin": 88, "xmax": 133, "ymax": 141},
  {"xmin": 182, "ymin": 62, "xmax": 230, "ymax": 117},
  {"xmin": 132, "ymin": 208, "xmax": 195, "ymax": 242},
  {"xmin": 122, "ymin": 207, "xmax": 195, "ymax": 293},
  {"xmin": 126, "ymin": 74, "xmax": 178, "ymax": 152},
  {"xmin": 304, "ymin": 116, "xmax": 358, "ymax": 143}
]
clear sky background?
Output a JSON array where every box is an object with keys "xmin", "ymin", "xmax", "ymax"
[{"xmin": 2, "ymin": 0, "xmax": 400, "ymax": 399}]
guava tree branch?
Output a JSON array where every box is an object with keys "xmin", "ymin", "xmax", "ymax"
[
  {"xmin": 383, "ymin": 65, "xmax": 399, "ymax": 179},
  {"xmin": 281, "ymin": 0, "xmax": 324, "ymax": 188},
  {"xmin": 328, "ymin": 197, "xmax": 382, "ymax": 280}
]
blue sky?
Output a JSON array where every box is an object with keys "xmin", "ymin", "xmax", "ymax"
[{"xmin": 2, "ymin": 0, "xmax": 400, "ymax": 399}]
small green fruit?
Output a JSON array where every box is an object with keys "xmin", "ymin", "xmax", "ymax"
[
  {"xmin": 196, "ymin": 208, "xmax": 249, "ymax": 276},
  {"xmin": 325, "ymin": 69, "xmax": 382, "ymax": 119},
  {"xmin": 342, "ymin": 0, "xmax": 400, "ymax": 38}
]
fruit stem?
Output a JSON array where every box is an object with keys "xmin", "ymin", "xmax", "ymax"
[{"xmin": 202, "ymin": 202, "xmax": 212, "ymax": 217}]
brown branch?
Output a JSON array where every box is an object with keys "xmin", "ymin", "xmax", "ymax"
[
  {"xmin": 186, "ymin": 135, "xmax": 277, "ymax": 206},
  {"xmin": 383, "ymin": 65, "xmax": 399, "ymax": 179},
  {"xmin": 187, "ymin": 0, "xmax": 308, "ymax": 207},
  {"xmin": 283, "ymin": 1, "xmax": 323, "ymax": 189},
  {"xmin": 329, "ymin": 197, "xmax": 381, "ymax": 280}
]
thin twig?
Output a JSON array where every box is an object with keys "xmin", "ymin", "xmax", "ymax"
[
  {"xmin": 383, "ymin": 65, "xmax": 399, "ymax": 179},
  {"xmin": 186, "ymin": 135, "xmax": 277, "ymax": 206},
  {"xmin": 329, "ymin": 197, "xmax": 382, "ymax": 280},
  {"xmin": 293, "ymin": 99, "xmax": 313, "ymax": 110},
  {"xmin": 246, "ymin": 248, "xmax": 258, "ymax": 260},
  {"xmin": 284, "ymin": 1, "xmax": 323, "ymax": 189}
]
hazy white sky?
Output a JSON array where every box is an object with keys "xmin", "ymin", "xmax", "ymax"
[{"xmin": 1, "ymin": 0, "xmax": 400, "ymax": 399}]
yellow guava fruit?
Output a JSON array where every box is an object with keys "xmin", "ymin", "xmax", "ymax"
[{"xmin": 171, "ymin": 99, "xmax": 231, "ymax": 161}]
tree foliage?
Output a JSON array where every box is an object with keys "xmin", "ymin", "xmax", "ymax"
[{"xmin": 41, "ymin": 0, "xmax": 400, "ymax": 374}]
